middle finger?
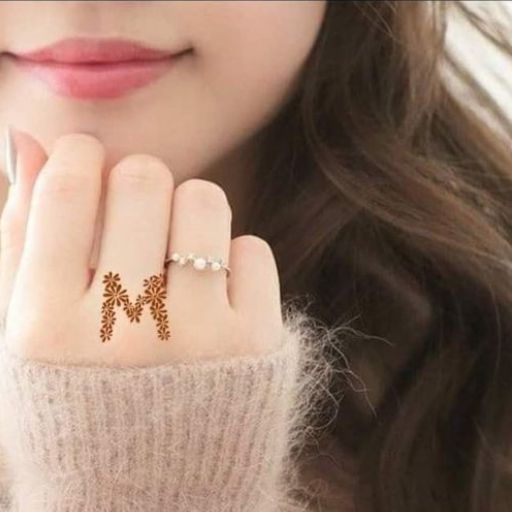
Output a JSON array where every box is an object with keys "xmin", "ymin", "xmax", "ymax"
[{"xmin": 91, "ymin": 154, "xmax": 174, "ymax": 299}]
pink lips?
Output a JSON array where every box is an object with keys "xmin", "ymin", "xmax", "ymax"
[{"xmin": 7, "ymin": 38, "xmax": 189, "ymax": 99}]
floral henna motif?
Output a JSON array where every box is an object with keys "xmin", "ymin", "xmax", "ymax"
[{"xmin": 100, "ymin": 271, "xmax": 171, "ymax": 343}]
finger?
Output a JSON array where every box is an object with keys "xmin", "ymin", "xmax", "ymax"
[
  {"xmin": 227, "ymin": 235, "xmax": 282, "ymax": 348},
  {"xmin": 15, "ymin": 133, "xmax": 105, "ymax": 302},
  {"xmin": 90, "ymin": 154, "xmax": 174, "ymax": 298},
  {"xmin": 165, "ymin": 179, "xmax": 232, "ymax": 307},
  {"xmin": 0, "ymin": 128, "xmax": 47, "ymax": 327}
]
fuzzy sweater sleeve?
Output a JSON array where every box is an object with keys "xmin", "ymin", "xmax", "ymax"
[
  {"xmin": 0, "ymin": 456, "xmax": 11, "ymax": 511},
  {"xmin": 0, "ymin": 305, "xmax": 332, "ymax": 512}
]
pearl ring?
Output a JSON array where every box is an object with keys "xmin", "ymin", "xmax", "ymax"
[{"xmin": 164, "ymin": 251, "xmax": 231, "ymax": 277}]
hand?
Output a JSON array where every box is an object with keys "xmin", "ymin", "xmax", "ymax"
[{"xmin": 0, "ymin": 131, "xmax": 284, "ymax": 367}]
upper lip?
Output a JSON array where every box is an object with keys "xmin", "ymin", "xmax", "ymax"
[{"xmin": 10, "ymin": 37, "xmax": 185, "ymax": 63}]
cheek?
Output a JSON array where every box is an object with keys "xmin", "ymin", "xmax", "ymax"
[
  {"xmin": 156, "ymin": 1, "xmax": 327, "ymax": 174},
  {"xmin": 193, "ymin": 2, "xmax": 327, "ymax": 127}
]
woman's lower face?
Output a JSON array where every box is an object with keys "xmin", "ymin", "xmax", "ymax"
[{"xmin": 0, "ymin": 0, "xmax": 327, "ymax": 186}]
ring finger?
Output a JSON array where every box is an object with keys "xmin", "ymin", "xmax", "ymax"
[{"xmin": 165, "ymin": 179, "xmax": 232, "ymax": 307}]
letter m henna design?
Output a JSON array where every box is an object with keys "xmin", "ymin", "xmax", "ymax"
[{"xmin": 100, "ymin": 271, "xmax": 171, "ymax": 343}]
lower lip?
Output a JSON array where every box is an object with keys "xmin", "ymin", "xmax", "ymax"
[{"xmin": 8, "ymin": 53, "xmax": 186, "ymax": 99}]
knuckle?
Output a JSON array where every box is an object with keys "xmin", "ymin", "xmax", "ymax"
[
  {"xmin": 36, "ymin": 134, "xmax": 104, "ymax": 194},
  {"xmin": 176, "ymin": 179, "xmax": 231, "ymax": 216},
  {"xmin": 234, "ymin": 235, "xmax": 274, "ymax": 260},
  {"xmin": 36, "ymin": 170, "xmax": 90, "ymax": 199},
  {"xmin": 113, "ymin": 154, "xmax": 173, "ymax": 188},
  {"xmin": 54, "ymin": 132, "xmax": 103, "ymax": 153}
]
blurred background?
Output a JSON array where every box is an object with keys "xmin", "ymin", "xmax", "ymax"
[{"xmin": 446, "ymin": 1, "xmax": 512, "ymax": 133}]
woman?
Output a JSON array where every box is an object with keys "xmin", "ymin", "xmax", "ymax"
[{"xmin": 0, "ymin": 1, "xmax": 511, "ymax": 511}]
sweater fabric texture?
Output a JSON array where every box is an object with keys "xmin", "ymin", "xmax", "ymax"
[{"xmin": 0, "ymin": 304, "xmax": 342, "ymax": 511}]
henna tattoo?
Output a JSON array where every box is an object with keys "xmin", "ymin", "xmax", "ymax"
[{"xmin": 100, "ymin": 271, "xmax": 171, "ymax": 343}]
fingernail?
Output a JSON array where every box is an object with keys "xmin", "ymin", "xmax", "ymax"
[{"xmin": 4, "ymin": 125, "xmax": 17, "ymax": 185}]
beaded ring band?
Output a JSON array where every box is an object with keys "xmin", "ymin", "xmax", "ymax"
[{"xmin": 164, "ymin": 251, "xmax": 231, "ymax": 277}]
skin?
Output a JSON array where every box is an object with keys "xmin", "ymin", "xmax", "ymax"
[{"xmin": 0, "ymin": 1, "xmax": 327, "ymax": 366}]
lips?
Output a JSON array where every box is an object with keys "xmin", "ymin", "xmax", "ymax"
[{"xmin": 6, "ymin": 37, "xmax": 190, "ymax": 99}]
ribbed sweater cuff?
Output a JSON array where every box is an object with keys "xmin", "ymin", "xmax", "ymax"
[{"xmin": 0, "ymin": 326, "xmax": 301, "ymax": 512}]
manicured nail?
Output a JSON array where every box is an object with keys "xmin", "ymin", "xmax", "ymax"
[{"xmin": 4, "ymin": 125, "xmax": 17, "ymax": 185}]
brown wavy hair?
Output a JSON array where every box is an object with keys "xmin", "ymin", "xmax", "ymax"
[{"xmin": 244, "ymin": 1, "xmax": 512, "ymax": 511}]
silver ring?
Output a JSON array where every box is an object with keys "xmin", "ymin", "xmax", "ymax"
[{"xmin": 164, "ymin": 251, "xmax": 231, "ymax": 276}]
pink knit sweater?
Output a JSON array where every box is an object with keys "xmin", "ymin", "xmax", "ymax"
[{"xmin": 0, "ymin": 305, "xmax": 343, "ymax": 511}]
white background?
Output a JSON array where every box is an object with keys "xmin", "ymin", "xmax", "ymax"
[{"xmin": 446, "ymin": 1, "xmax": 512, "ymax": 129}]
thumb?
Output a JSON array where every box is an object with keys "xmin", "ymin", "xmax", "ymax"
[{"xmin": 0, "ymin": 126, "xmax": 48, "ymax": 335}]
